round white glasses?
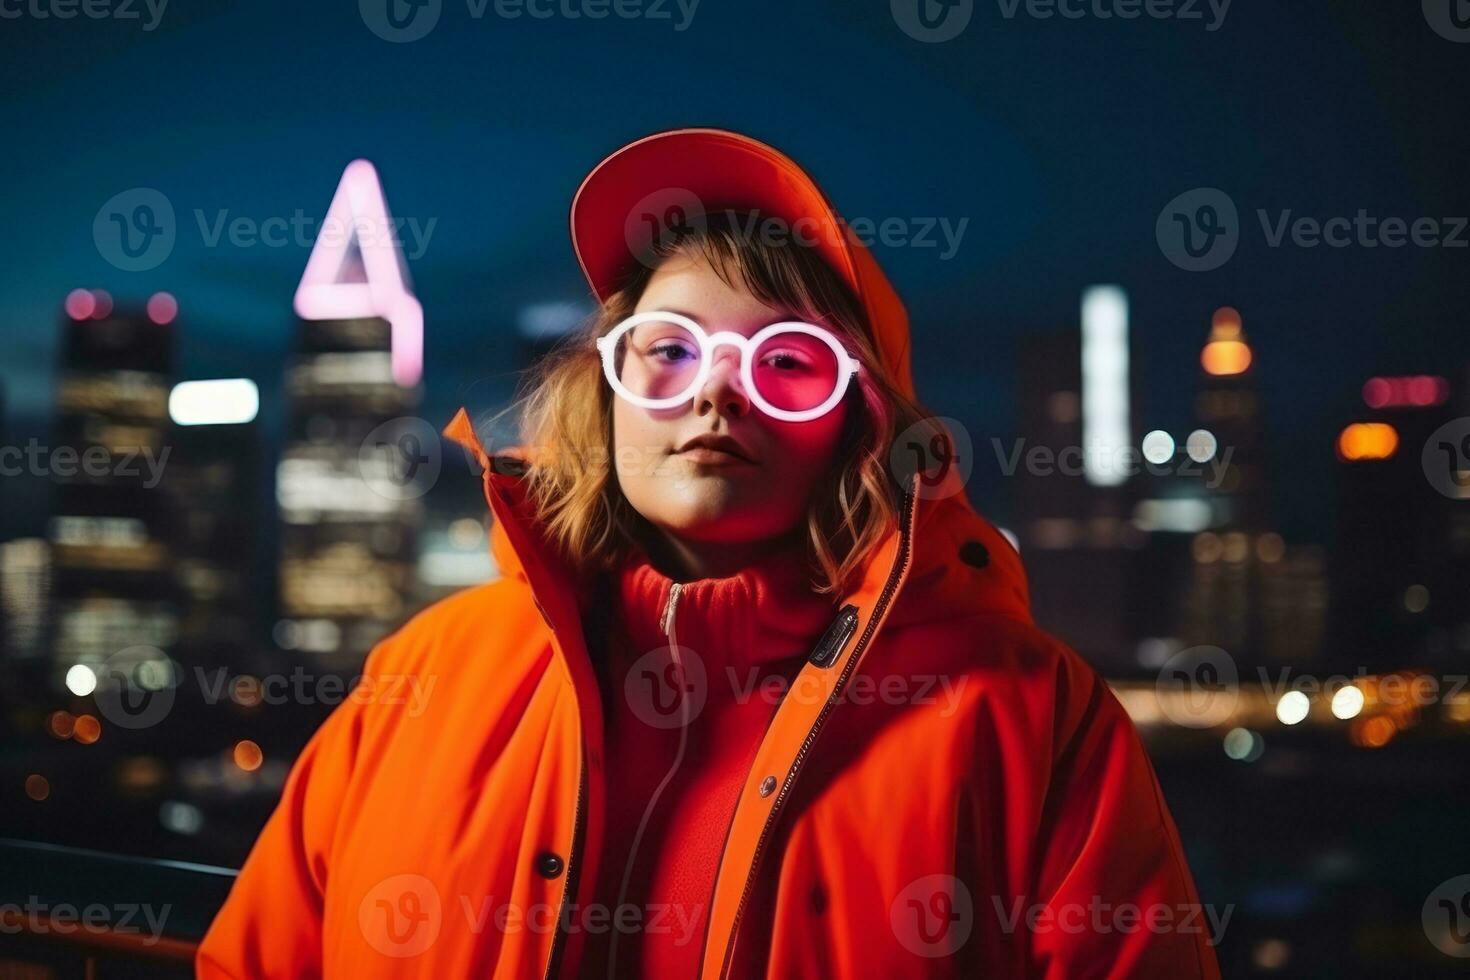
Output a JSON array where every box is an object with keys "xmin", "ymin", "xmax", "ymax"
[{"xmin": 596, "ymin": 311, "xmax": 863, "ymax": 423}]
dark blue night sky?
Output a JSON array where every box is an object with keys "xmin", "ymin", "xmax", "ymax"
[{"xmin": 3, "ymin": 0, "xmax": 1467, "ymax": 544}]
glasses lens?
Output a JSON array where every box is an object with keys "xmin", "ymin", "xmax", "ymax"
[
  {"xmin": 611, "ymin": 318, "xmax": 703, "ymax": 402},
  {"xmin": 752, "ymin": 329, "xmax": 843, "ymax": 413}
]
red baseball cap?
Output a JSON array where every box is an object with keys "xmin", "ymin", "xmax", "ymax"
[{"xmin": 569, "ymin": 128, "xmax": 916, "ymax": 400}]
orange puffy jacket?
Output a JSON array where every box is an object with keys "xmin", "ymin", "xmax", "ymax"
[{"xmin": 196, "ymin": 405, "xmax": 1223, "ymax": 979}]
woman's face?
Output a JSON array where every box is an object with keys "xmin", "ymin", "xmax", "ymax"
[{"xmin": 611, "ymin": 251, "xmax": 850, "ymax": 550}]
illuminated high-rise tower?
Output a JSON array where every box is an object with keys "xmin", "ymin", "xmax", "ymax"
[
  {"xmin": 1015, "ymin": 286, "xmax": 1144, "ymax": 670},
  {"xmin": 47, "ymin": 290, "xmax": 179, "ymax": 685},
  {"xmin": 1193, "ymin": 306, "xmax": 1270, "ymax": 530},
  {"xmin": 276, "ymin": 161, "xmax": 425, "ymax": 669},
  {"xmin": 1331, "ymin": 373, "xmax": 1466, "ymax": 669},
  {"xmin": 167, "ymin": 378, "xmax": 266, "ymax": 671},
  {"xmin": 1179, "ymin": 308, "xmax": 1324, "ymax": 663}
]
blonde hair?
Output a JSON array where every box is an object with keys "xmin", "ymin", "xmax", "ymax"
[{"xmin": 500, "ymin": 210, "xmax": 934, "ymax": 596}]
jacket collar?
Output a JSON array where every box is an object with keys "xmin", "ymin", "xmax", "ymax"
[{"xmin": 440, "ymin": 406, "xmax": 1032, "ymax": 635}]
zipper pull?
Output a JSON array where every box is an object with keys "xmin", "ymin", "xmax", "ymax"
[{"xmin": 660, "ymin": 581, "xmax": 683, "ymax": 639}]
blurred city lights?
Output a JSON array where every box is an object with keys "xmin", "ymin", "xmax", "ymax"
[
  {"xmin": 1224, "ymin": 727, "xmax": 1265, "ymax": 762},
  {"xmin": 1201, "ymin": 340, "xmax": 1251, "ymax": 376},
  {"xmin": 147, "ymin": 291, "xmax": 179, "ymax": 325},
  {"xmin": 1336, "ymin": 422, "xmax": 1398, "ymax": 461},
  {"xmin": 89, "ymin": 290, "xmax": 113, "ymax": 319},
  {"xmin": 1081, "ymin": 285, "xmax": 1130, "ymax": 487},
  {"xmin": 72, "ymin": 715, "xmax": 101, "ymax": 745},
  {"xmin": 1255, "ymin": 532, "xmax": 1286, "ymax": 563},
  {"xmin": 1185, "ymin": 428, "xmax": 1217, "ymax": 463},
  {"xmin": 1276, "ymin": 691, "xmax": 1310, "ymax": 725},
  {"xmin": 25, "ymin": 775, "xmax": 50, "ymax": 802},
  {"xmin": 1403, "ymin": 584, "xmax": 1429, "ymax": 613},
  {"xmin": 160, "ymin": 800, "xmax": 205, "ymax": 835},
  {"xmin": 1361, "ymin": 374, "xmax": 1449, "ymax": 408},
  {"xmin": 1331, "ymin": 685, "xmax": 1365, "ymax": 720},
  {"xmin": 1133, "ymin": 498, "xmax": 1212, "ymax": 533},
  {"xmin": 64, "ymin": 288, "xmax": 96, "ymax": 320},
  {"xmin": 1351, "ymin": 714, "xmax": 1396, "ymax": 749},
  {"xmin": 1201, "ymin": 309, "xmax": 1252, "ymax": 376},
  {"xmin": 1141, "ymin": 430, "xmax": 1175, "ymax": 464},
  {"xmin": 233, "ymin": 740, "xmax": 263, "ymax": 772},
  {"xmin": 64, "ymin": 663, "xmax": 97, "ymax": 697},
  {"xmin": 46, "ymin": 711, "xmax": 75, "ymax": 739},
  {"xmin": 169, "ymin": 379, "xmax": 260, "ymax": 426}
]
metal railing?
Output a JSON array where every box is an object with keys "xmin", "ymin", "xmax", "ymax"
[{"xmin": 0, "ymin": 838, "xmax": 237, "ymax": 978}]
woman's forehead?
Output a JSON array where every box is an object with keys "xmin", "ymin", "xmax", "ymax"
[{"xmin": 634, "ymin": 255, "xmax": 816, "ymax": 333}]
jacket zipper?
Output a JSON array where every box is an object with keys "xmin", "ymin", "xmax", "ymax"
[
  {"xmin": 558, "ymin": 581, "xmax": 684, "ymax": 980},
  {"xmin": 606, "ymin": 581, "xmax": 686, "ymax": 977},
  {"xmin": 661, "ymin": 581, "xmax": 684, "ymax": 637},
  {"xmin": 715, "ymin": 483, "xmax": 919, "ymax": 978}
]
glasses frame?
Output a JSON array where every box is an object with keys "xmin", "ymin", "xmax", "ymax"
[{"xmin": 595, "ymin": 311, "xmax": 863, "ymax": 422}]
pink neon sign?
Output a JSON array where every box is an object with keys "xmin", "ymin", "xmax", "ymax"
[{"xmin": 293, "ymin": 159, "xmax": 423, "ymax": 387}]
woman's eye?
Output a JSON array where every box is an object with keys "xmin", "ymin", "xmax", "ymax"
[
  {"xmin": 650, "ymin": 341, "xmax": 697, "ymax": 362},
  {"xmin": 760, "ymin": 351, "xmax": 808, "ymax": 371}
]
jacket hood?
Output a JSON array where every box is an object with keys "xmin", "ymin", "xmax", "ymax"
[{"xmin": 441, "ymin": 408, "xmax": 1031, "ymax": 637}]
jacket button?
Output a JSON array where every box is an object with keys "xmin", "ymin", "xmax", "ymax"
[
  {"xmin": 959, "ymin": 540, "xmax": 990, "ymax": 569},
  {"xmin": 535, "ymin": 852, "xmax": 564, "ymax": 879},
  {"xmin": 759, "ymin": 775, "xmax": 778, "ymax": 798}
]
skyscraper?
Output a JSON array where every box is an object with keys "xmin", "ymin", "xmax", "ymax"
[
  {"xmin": 276, "ymin": 161, "xmax": 425, "ymax": 670},
  {"xmin": 1014, "ymin": 286, "xmax": 1144, "ymax": 671},
  {"xmin": 47, "ymin": 290, "xmax": 178, "ymax": 686},
  {"xmin": 1176, "ymin": 308, "xmax": 1325, "ymax": 664},
  {"xmin": 1331, "ymin": 373, "xmax": 1467, "ymax": 670}
]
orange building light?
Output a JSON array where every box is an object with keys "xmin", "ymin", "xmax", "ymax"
[
  {"xmin": 1202, "ymin": 340, "xmax": 1252, "ymax": 376},
  {"xmin": 1337, "ymin": 423, "xmax": 1398, "ymax": 461}
]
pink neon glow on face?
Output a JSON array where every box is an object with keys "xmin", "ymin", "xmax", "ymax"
[
  {"xmin": 147, "ymin": 292, "xmax": 179, "ymax": 325},
  {"xmin": 293, "ymin": 159, "xmax": 423, "ymax": 387},
  {"xmin": 65, "ymin": 289, "xmax": 96, "ymax": 320}
]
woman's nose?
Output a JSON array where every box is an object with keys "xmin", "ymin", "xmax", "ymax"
[{"xmin": 695, "ymin": 347, "xmax": 750, "ymax": 419}]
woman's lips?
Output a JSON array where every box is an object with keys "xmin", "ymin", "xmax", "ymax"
[{"xmin": 675, "ymin": 447, "xmax": 756, "ymax": 466}]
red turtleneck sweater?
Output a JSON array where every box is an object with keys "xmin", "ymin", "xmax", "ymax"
[{"xmin": 578, "ymin": 544, "xmax": 838, "ymax": 978}]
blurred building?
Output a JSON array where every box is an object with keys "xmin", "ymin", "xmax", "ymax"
[
  {"xmin": 46, "ymin": 290, "xmax": 179, "ymax": 685},
  {"xmin": 1018, "ymin": 300, "xmax": 1326, "ymax": 673},
  {"xmin": 1331, "ymin": 372, "xmax": 1469, "ymax": 671},
  {"xmin": 1174, "ymin": 308, "xmax": 1326, "ymax": 665},
  {"xmin": 1014, "ymin": 286, "xmax": 1145, "ymax": 670},
  {"xmin": 275, "ymin": 314, "xmax": 421, "ymax": 669},
  {"xmin": 1, "ymin": 538, "xmax": 51, "ymax": 661},
  {"xmin": 276, "ymin": 159, "xmax": 426, "ymax": 670},
  {"xmin": 165, "ymin": 378, "xmax": 266, "ymax": 674}
]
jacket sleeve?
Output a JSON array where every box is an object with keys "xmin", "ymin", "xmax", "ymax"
[
  {"xmin": 195, "ymin": 638, "xmax": 391, "ymax": 979},
  {"xmin": 1026, "ymin": 648, "xmax": 1223, "ymax": 980}
]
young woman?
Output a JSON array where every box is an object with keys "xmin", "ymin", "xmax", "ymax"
[{"xmin": 198, "ymin": 129, "xmax": 1221, "ymax": 979}]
